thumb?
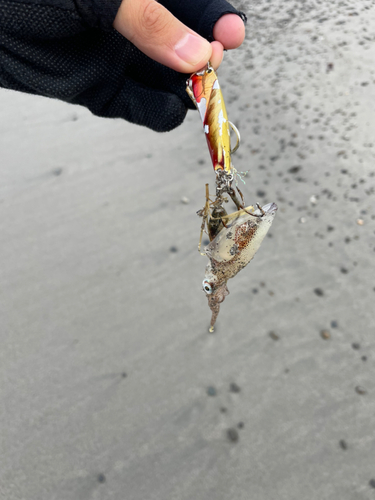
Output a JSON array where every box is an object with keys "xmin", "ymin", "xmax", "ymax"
[{"xmin": 114, "ymin": 0, "xmax": 213, "ymax": 73}]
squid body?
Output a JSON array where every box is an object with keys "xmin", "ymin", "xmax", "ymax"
[{"xmin": 203, "ymin": 202, "xmax": 278, "ymax": 331}]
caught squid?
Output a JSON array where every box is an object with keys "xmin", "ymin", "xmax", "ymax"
[
  {"xmin": 203, "ymin": 199, "xmax": 277, "ymax": 331},
  {"xmin": 187, "ymin": 64, "xmax": 277, "ymax": 332}
]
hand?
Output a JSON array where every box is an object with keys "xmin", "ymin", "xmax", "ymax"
[
  {"xmin": 0, "ymin": 0, "xmax": 246, "ymax": 131},
  {"xmin": 114, "ymin": 0, "xmax": 245, "ymax": 72}
]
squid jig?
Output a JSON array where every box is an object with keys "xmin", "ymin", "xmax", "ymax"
[{"xmin": 187, "ymin": 63, "xmax": 278, "ymax": 332}]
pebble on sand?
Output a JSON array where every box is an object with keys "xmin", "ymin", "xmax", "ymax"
[
  {"xmin": 52, "ymin": 167, "xmax": 63, "ymax": 176},
  {"xmin": 355, "ymin": 385, "xmax": 367, "ymax": 395},
  {"xmin": 320, "ymin": 330, "xmax": 331, "ymax": 340},
  {"xmin": 288, "ymin": 165, "xmax": 301, "ymax": 174},
  {"xmin": 207, "ymin": 386, "xmax": 217, "ymax": 397},
  {"xmin": 227, "ymin": 428, "xmax": 239, "ymax": 443},
  {"xmin": 269, "ymin": 331, "xmax": 280, "ymax": 341},
  {"xmin": 229, "ymin": 382, "xmax": 241, "ymax": 393},
  {"xmin": 339, "ymin": 439, "xmax": 348, "ymax": 450}
]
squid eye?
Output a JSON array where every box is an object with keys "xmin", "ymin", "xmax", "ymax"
[{"xmin": 202, "ymin": 280, "xmax": 213, "ymax": 294}]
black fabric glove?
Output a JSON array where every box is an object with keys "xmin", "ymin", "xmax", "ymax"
[{"xmin": 0, "ymin": 0, "xmax": 245, "ymax": 132}]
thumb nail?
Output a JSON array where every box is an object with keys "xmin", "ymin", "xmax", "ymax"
[{"xmin": 174, "ymin": 34, "xmax": 211, "ymax": 66}]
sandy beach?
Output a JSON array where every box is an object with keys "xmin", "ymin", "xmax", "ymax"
[{"xmin": 1, "ymin": 1, "xmax": 375, "ymax": 498}]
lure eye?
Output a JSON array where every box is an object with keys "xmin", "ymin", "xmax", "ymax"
[{"xmin": 202, "ymin": 280, "xmax": 213, "ymax": 295}]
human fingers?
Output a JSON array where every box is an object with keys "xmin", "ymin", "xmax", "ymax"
[
  {"xmin": 210, "ymin": 41, "xmax": 224, "ymax": 70},
  {"xmin": 113, "ymin": 0, "xmax": 212, "ymax": 73},
  {"xmin": 213, "ymin": 13, "xmax": 245, "ymax": 49}
]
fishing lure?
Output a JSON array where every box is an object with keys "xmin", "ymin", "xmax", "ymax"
[
  {"xmin": 187, "ymin": 64, "xmax": 278, "ymax": 331},
  {"xmin": 186, "ymin": 64, "xmax": 239, "ymax": 175}
]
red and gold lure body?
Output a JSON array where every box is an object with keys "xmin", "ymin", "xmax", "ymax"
[{"xmin": 186, "ymin": 66, "xmax": 233, "ymax": 176}]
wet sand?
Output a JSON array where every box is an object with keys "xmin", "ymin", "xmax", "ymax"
[{"xmin": 1, "ymin": 1, "xmax": 375, "ymax": 498}]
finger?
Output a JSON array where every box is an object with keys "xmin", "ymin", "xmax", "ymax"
[
  {"xmin": 114, "ymin": 0, "xmax": 212, "ymax": 73},
  {"xmin": 209, "ymin": 41, "xmax": 224, "ymax": 70},
  {"xmin": 158, "ymin": 0, "xmax": 246, "ymax": 43},
  {"xmin": 213, "ymin": 13, "xmax": 245, "ymax": 49}
]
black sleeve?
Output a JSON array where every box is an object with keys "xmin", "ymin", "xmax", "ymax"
[
  {"xmin": 0, "ymin": 0, "xmax": 245, "ymax": 132},
  {"xmin": 0, "ymin": 0, "xmax": 122, "ymax": 37},
  {"xmin": 70, "ymin": 0, "xmax": 123, "ymax": 30}
]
